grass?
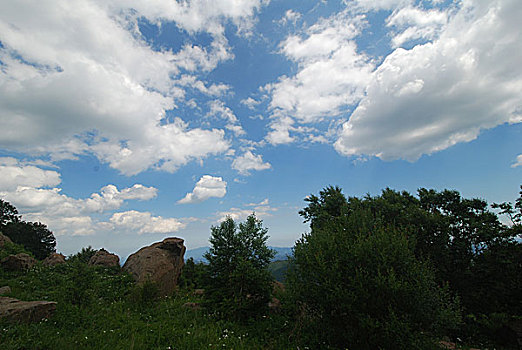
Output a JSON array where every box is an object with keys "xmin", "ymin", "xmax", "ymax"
[{"xmin": 0, "ymin": 262, "xmax": 295, "ymax": 350}]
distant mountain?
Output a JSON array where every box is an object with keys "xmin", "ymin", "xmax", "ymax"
[{"xmin": 185, "ymin": 246, "xmax": 293, "ymax": 263}]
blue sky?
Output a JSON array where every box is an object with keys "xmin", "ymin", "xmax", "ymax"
[{"xmin": 0, "ymin": 0, "xmax": 521, "ymax": 259}]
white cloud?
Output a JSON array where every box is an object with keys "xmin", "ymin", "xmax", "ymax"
[
  {"xmin": 240, "ymin": 97, "xmax": 261, "ymax": 110},
  {"xmin": 349, "ymin": 0, "xmax": 412, "ymax": 12},
  {"xmin": 0, "ymin": 157, "xmax": 61, "ymax": 191},
  {"xmin": 178, "ymin": 175, "xmax": 227, "ymax": 204},
  {"xmin": 278, "ymin": 9, "xmax": 302, "ymax": 26},
  {"xmin": 511, "ymin": 154, "xmax": 522, "ymax": 168},
  {"xmin": 206, "ymin": 100, "xmax": 246, "ymax": 136},
  {"xmin": 232, "ymin": 151, "xmax": 271, "ymax": 175},
  {"xmin": 0, "ymin": 0, "xmax": 267, "ymax": 175},
  {"xmin": 0, "ymin": 161, "xmax": 161, "ymax": 235},
  {"xmin": 217, "ymin": 198, "xmax": 277, "ymax": 222},
  {"xmin": 110, "ymin": 210, "xmax": 185, "ymax": 234},
  {"xmin": 266, "ymin": 11, "xmax": 374, "ymax": 144},
  {"xmin": 386, "ymin": 5, "xmax": 449, "ymax": 48},
  {"xmin": 335, "ymin": 0, "xmax": 522, "ymax": 161}
]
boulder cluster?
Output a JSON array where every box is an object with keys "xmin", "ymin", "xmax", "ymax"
[{"xmin": 0, "ymin": 236, "xmax": 186, "ymax": 323}]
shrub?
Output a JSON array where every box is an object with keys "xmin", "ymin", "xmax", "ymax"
[
  {"xmin": 204, "ymin": 214, "xmax": 274, "ymax": 321},
  {"xmin": 288, "ymin": 188, "xmax": 461, "ymax": 349}
]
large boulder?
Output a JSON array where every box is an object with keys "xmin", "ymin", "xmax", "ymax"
[
  {"xmin": 123, "ymin": 237, "xmax": 186, "ymax": 297},
  {"xmin": 88, "ymin": 248, "xmax": 120, "ymax": 267},
  {"xmin": 42, "ymin": 253, "xmax": 66, "ymax": 267},
  {"xmin": 0, "ymin": 232, "xmax": 12, "ymax": 248},
  {"xmin": 0, "ymin": 296, "xmax": 57, "ymax": 323},
  {"xmin": 1, "ymin": 253, "xmax": 36, "ymax": 271}
]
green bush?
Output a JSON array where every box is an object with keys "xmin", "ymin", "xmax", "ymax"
[
  {"xmin": 204, "ymin": 214, "xmax": 275, "ymax": 321},
  {"xmin": 288, "ymin": 187, "xmax": 462, "ymax": 349}
]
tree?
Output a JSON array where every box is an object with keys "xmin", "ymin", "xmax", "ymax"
[
  {"xmin": 0, "ymin": 199, "xmax": 21, "ymax": 229},
  {"xmin": 204, "ymin": 214, "xmax": 275, "ymax": 321},
  {"xmin": 4, "ymin": 221, "xmax": 56, "ymax": 260},
  {"xmin": 289, "ymin": 188, "xmax": 461, "ymax": 349}
]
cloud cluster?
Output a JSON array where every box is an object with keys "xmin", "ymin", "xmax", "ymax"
[
  {"xmin": 0, "ymin": 161, "xmax": 186, "ymax": 236},
  {"xmin": 0, "ymin": 158, "xmax": 61, "ymax": 191},
  {"xmin": 335, "ymin": 0, "xmax": 522, "ymax": 161},
  {"xmin": 266, "ymin": 11, "xmax": 373, "ymax": 144},
  {"xmin": 268, "ymin": 0, "xmax": 522, "ymax": 161},
  {"xmin": 110, "ymin": 210, "xmax": 185, "ymax": 234},
  {"xmin": 178, "ymin": 175, "xmax": 227, "ymax": 204},
  {"xmin": 217, "ymin": 198, "xmax": 277, "ymax": 222},
  {"xmin": 0, "ymin": 0, "xmax": 267, "ymax": 175}
]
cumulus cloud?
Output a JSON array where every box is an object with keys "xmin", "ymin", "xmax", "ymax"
[
  {"xmin": 512, "ymin": 154, "xmax": 522, "ymax": 168},
  {"xmin": 265, "ymin": 11, "xmax": 373, "ymax": 145},
  {"xmin": 240, "ymin": 97, "xmax": 261, "ymax": 110},
  {"xmin": 0, "ymin": 157, "xmax": 61, "ymax": 191},
  {"xmin": 0, "ymin": 0, "xmax": 267, "ymax": 175},
  {"xmin": 217, "ymin": 198, "xmax": 277, "ymax": 222},
  {"xmin": 178, "ymin": 175, "xmax": 227, "ymax": 204},
  {"xmin": 335, "ymin": 0, "xmax": 522, "ymax": 161},
  {"xmin": 386, "ymin": 5, "xmax": 448, "ymax": 47},
  {"xmin": 232, "ymin": 151, "xmax": 271, "ymax": 175},
  {"xmin": 110, "ymin": 210, "xmax": 185, "ymax": 234},
  {"xmin": 0, "ymin": 161, "xmax": 163, "ymax": 235}
]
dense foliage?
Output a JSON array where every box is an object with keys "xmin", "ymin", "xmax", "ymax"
[
  {"xmin": 1, "ymin": 199, "xmax": 56, "ymax": 260},
  {"xmin": 292, "ymin": 186, "xmax": 522, "ymax": 348},
  {"xmin": 290, "ymin": 192, "xmax": 461, "ymax": 349},
  {"xmin": 204, "ymin": 214, "xmax": 275, "ymax": 321}
]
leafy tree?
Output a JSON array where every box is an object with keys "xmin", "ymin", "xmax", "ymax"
[
  {"xmin": 179, "ymin": 257, "xmax": 209, "ymax": 289},
  {"xmin": 289, "ymin": 188, "xmax": 460, "ymax": 349},
  {"xmin": 204, "ymin": 214, "xmax": 275, "ymax": 321},
  {"xmin": 4, "ymin": 221, "xmax": 56, "ymax": 260},
  {"xmin": 0, "ymin": 199, "xmax": 20, "ymax": 229},
  {"xmin": 68, "ymin": 246, "xmax": 98, "ymax": 264}
]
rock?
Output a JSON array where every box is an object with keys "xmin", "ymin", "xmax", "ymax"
[
  {"xmin": 88, "ymin": 248, "xmax": 120, "ymax": 267},
  {"xmin": 1, "ymin": 253, "xmax": 36, "ymax": 271},
  {"xmin": 0, "ymin": 286, "xmax": 11, "ymax": 295},
  {"xmin": 42, "ymin": 253, "xmax": 66, "ymax": 267},
  {"xmin": 123, "ymin": 237, "xmax": 186, "ymax": 297},
  {"xmin": 0, "ymin": 296, "xmax": 57, "ymax": 323},
  {"xmin": 0, "ymin": 232, "xmax": 13, "ymax": 248},
  {"xmin": 182, "ymin": 302, "xmax": 201, "ymax": 310}
]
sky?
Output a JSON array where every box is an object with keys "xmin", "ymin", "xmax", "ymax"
[{"xmin": 0, "ymin": 0, "xmax": 521, "ymax": 259}]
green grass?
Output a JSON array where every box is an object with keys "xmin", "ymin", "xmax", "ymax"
[{"xmin": 0, "ymin": 262, "xmax": 295, "ymax": 350}]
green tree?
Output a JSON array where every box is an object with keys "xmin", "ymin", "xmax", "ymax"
[
  {"xmin": 289, "ymin": 187, "xmax": 461, "ymax": 349},
  {"xmin": 4, "ymin": 221, "xmax": 56, "ymax": 260},
  {"xmin": 0, "ymin": 199, "xmax": 21, "ymax": 229},
  {"xmin": 204, "ymin": 214, "xmax": 275, "ymax": 321}
]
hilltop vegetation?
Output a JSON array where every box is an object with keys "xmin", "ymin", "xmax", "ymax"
[{"xmin": 1, "ymin": 185, "xmax": 521, "ymax": 349}]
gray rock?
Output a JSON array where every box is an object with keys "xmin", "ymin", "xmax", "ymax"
[
  {"xmin": 88, "ymin": 248, "xmax": 120, "ymax": 267},
  {"xmin": 1, "ymin": 253, "xmax": 36, "ymax": 271},
  {"xmin": 0, "ymin": 296, "xmax": 57, "ymax": 323},
  {"xmin": 42, "ymin": 253, "xmax": 66, "ymax": 267},
  {"xmin": 123, "ymin": 237, "xmax": 186, "ymax": 297},
  {"xmin": 0, "ymin": 232, "xmax": 12, "ymax": 248},
  {"xmin": 0, "ymin": 286, "xmax": 11, "ymax": 295}
]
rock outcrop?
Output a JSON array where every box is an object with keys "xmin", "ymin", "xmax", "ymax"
[
  {"xmin": 0, "ymin": 296, "xmax": 57, "ymax": 323},
  {"xmin": 1, "ymin": 253, "xmax": 36, "ymax": 271},
  {"xmin": 42, "ymin": 253, "xmax": 66, "ymax": 267},
  {"xmin": 123, "ymin": 237, "xmax": 186, "ymax": 297},
  {"xmin": 0, "ymin": 232, "xmax": 12, "ymax": 248},
  {"xmin": 88, "ymin": 248, "xmax": 120, "ymax": 267},
  {"xmin": 0, "ymin": 286, "xmax": 11, "ymax": 295}
]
